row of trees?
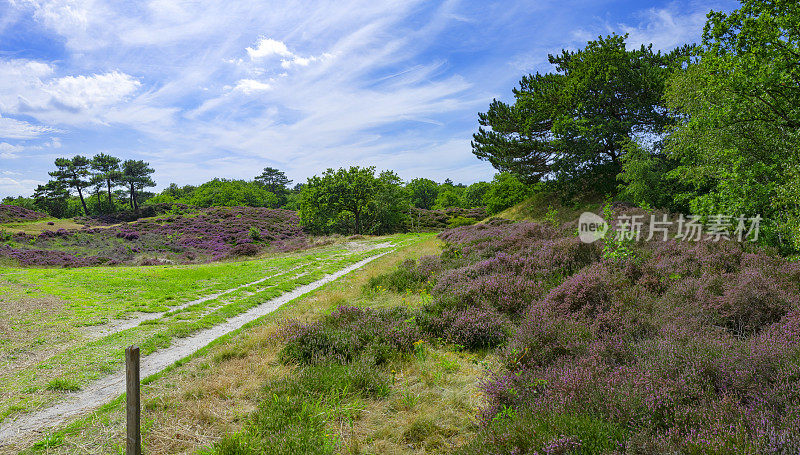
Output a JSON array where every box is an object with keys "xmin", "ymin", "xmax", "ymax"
[
  {"xmin": 405, "ymin": 174, "xmax": 530, "ymax": 214},
  {"xmin": 6, "ymin": 154, "xmax": 156, "ymax": 218},
  {"xmin": 473, "ymin": 0, "xmax": 800, "ymax": 252},
  {"xmin": 147, "ymin": 167, "xmax": 295, "ymax": 208},
  {"xmin": 297, "ymin": 167, "xmax": 529, "ymax": 235}
]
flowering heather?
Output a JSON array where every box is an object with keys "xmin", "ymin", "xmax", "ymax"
[
  {"xmin": 425, "ymin": 305, "xmax": 510, "ymax": 349},
  {"xmin": 0, "ymin": 204, "xmax": 49, "ymax": 223},
  {"xmin": 0, "ymin": 206, "xmax": 307, "ymax": 267},
  {"xmin": 415, "ymin": 213, "xmax": 800, "ymax": 453},
  {"xmin": 280, "ymin": 306, "xmax": 421, "ymax": 365},
  {"xmin": 0, "ymin": 244, "xmax": 116, "ymax": 267}
]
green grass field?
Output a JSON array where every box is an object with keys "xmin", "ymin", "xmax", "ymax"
[
  {"xmin": 0, "ymin": 234, "xmax": 427, "ymax": 425},
  {"xmin": 4, "ymin": 232, "xmax": 448, "ymax": 454}
]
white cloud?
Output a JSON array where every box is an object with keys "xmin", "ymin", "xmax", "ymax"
[
  {"xmin": 246, "ymin": 36, "xmax": 332, "ymax": 71},
  {"xmin": 0, "ymin": 115, "xmax": 58, "ymax": 139},
  {"xmin": 233, "ymin": 79, "xmax": 273, "ymax": 94},
  {"xmin": 247, "ymin": 38, "xmax": 292, "ymax": 59},
  {"xmin": 620, "ymin": 6, "xmax": 709, "ymax": 50},
  {"xmin": 0, "ymin": 176, "xmax": 44, "ymax": 197},
  {"xmin": 0, "ymin": 142, "xmax": 25, "ymax": 159},
  {"xmin": 45, "ymin": 71, "xmax": 141, "ymax": 111},
  {"xmin": 0, "ymin": 59, "xmax": 142, "ymax": 129},
  {"xmin": 571, "ymin": 2, "xmax": 718, "ymax": 52}
]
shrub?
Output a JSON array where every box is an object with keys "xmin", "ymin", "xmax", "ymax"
[
  {"xmin": 408, "ymin": 207, "xmax": 487, "ymax": 231},
  {"xmin": 280, "ymin": 306, "xmax": 420, "ymax": 365},
  {"xmin": 229, "ymin": 243, "xmax": 260, "ymax": 257},
  {"xmin": 0, "ymin": 204, "xmax": 49, "ymax": 223},
  {"xmin": 1, "ymin": 206, "xmax": 307, "ymax": 267},
  {"xmin": 432, "ymin": 306, "xmax": 510, "ymax": 349},
  {"xmin": 429, "ymin": 209, "xmax": 800, "ymax": 452},
  {"xmin": 367, "ymin": 259, "xmax": 432, "ymax": 293},
  {"xmin": 447, "ymin": 216, "xmax": 477, "ymax": 228},
  {"xmin": 708, "ymin": 267, "xmax": 797, "ymax": 337}
]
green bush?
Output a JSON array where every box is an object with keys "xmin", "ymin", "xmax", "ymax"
[
  {"xmin": 367, "ymin": 259, "xmax": 431, "ymax": 293},
  {"xmin": 447, "ymin": 216, "xmax": 477, "ymax": 228},
  {"xmin": 484, "ymin": 173, "xmax": 532, "ymax": 214}
]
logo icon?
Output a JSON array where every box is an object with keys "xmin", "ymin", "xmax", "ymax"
[{"xmin": 578, "ymin": 212, "xmax": 609, "ymax": 243}]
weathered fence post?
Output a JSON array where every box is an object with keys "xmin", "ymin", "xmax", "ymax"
[{"xmin": 126, "ymin": 345, "xmax": 141, "ymax": 455}]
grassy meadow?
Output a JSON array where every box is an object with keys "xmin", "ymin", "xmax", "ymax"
[{"xmin": 0, "ymin": 233, "xmax": 423, "ymax": 431}]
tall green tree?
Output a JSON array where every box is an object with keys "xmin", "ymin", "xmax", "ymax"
[
  {"xmin": 32, "ymin": 180, "xmax": 69, "ymax": 218},
  {"xmin": 372, "ymin": 170, "xmax": 410, "ymax": 234},
  {"xmin": 49, "ymin": 156, "xmax": 91, "ymax": 214},
  {"xmin": 91, "ymin": 153, "xmax": 122, "ymax": 212},
  {"xmin": 663, "ymin": 0, "xmax": 800, "ymax": 250},
  {"xmin": 254, "ymin": 167, "xmax": 292, "ymax": 195},
  {"xmin": 484, "ymin": 173, "xmax": 532, "ymax": 215},
  {"xmin": 406, "ymin": 178, "xmax": 439, "ymax": 209},
  {"xmin": 299, "ymin": 167, "xmax": 379, "ymax": 235},
  {"xmin": 189, "ymin": 179, "xmax": 278, "ymax": 208},
  {"xmin": 473, "ymin": 34, "xmax": 682, "ymax": 192},
  {"xmin": 463, "ymin": 181, "xmax": 491, "ymax": 208},
  {"xmin": 120, "ymin": 160, "xmax": 156, "ymax": 211},
  {"xmin": 433, "ymin": 186, "xmax": 465, "ymax": 209}
]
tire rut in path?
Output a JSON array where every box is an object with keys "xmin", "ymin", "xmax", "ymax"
[
  {"xmin": 82, "ymin": 262, "xmax": 312, "ymax": 341},
  {"xmin": 0, "ymin": 248, "xmax": 391, "ymax": 444}
]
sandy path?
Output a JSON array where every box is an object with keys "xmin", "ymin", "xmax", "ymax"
[
  {"xmin": 0, "ymin": 247, "xmax": 391, "ymax": 444},
  {"xmin": 81, "ymin": 263, "xmax": 308, "ymax": 341}
]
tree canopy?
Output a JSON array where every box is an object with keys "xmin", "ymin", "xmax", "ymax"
[{"xmin": 473, "ymin": 34, "xmax": 683, "ymax": 193}]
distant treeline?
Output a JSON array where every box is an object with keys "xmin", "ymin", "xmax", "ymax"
[
  {"xmin": 149, "ymin": 167, "xmax": 528, "ymax": 235},
  {"xmin": 2, "ymin": 153, "xmax": 155, "ymax": 218},
  {"xmin": 3, "ymin": 161, "xmax": 529, "ymax": 235},
  {"xmin": 472, "ymin": 1, "xmax": 800, "ymax": 253}
]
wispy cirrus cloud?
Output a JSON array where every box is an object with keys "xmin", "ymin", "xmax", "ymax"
[{"xmin": 0, "ymin": 115, "xmax": 59, "ymax": 139}]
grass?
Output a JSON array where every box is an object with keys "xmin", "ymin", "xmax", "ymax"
[
  {"xmin": 5, "ymin": 233, "xmax": 486, "ymax": 454},
  {"xmin": 0, "ymin": 234, "xmax": 421, "ymax": 426},
  {"xmin": 0, "ymin": 218, "xmax": 86, "ymax": 235},
  {"xmin": 493, "ymin": 191, "xmax": 601, "ymax": 224}
]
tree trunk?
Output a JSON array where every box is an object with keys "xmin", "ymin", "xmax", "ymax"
[
  {"xmin": 76, "ymin": 187, "xmax": 88, "ymax": 215},
  {"xmin": 70, "ymin": 170, "xmax": 89, "ymax": 215},
  {"xmin": 106, "ymin": 179, "xmax": 113, "ymax": 212},
  {"xmin": 130, "ymin": 182, "xmax": 138, "ymax": 211}
]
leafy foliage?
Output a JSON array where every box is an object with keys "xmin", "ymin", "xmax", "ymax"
[
  {"xmin": 484, "ymin": 173, "xmax": 532, "ymax": 214},
  {"xmin": 473, "ymin": 34, "xmax": 681, "ymax": 194},
  {"xmin": 661, "ymin": 0, "xmax": 800, "ymax": 252},
  {"xmin": 406, "ymin": 178, "xmax": 439, "ymax": 209},
  {"xmin": 299, "ymin": 166, "xmax": 410, "ymax": 235}
]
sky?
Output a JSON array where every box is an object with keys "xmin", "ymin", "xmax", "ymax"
[{"xmin": 0, "ymin": 0, "xmax": 738, "ymax": 197}]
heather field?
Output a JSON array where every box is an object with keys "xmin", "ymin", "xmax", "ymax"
[
  {"xmin": 179, "ymin": 209, "xmax": 800, "ymax": 454},
  {"xmin": 8, "ymin": 206, "xmax": 800, "ymax": 454},
  {"xmin": 0, "ymin": 205, "xmax": 308, "ymax": 267}
]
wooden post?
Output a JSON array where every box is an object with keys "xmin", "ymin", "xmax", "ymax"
[{"xmin": 126, "ymin": 346, "xmax": 141, "ymax": 455}]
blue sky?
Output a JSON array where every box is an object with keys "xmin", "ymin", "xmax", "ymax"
[{"xmin": 0, "ymin": 0, "xmax": 737, "ymax": 197}]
